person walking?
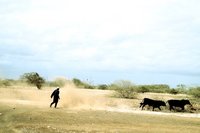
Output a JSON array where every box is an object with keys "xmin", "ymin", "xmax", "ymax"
[{"xmin": 50, "ymin": 87, "xmax": 60, "ymax": 108}]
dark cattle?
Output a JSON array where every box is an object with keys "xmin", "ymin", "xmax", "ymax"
[
  {"xmin": 167, "ymin": 99, "xmax": 192, "ymax": 111},
  {"xmin": 140, "ymin": 98, "xmax": 166, "ymax": 111}
]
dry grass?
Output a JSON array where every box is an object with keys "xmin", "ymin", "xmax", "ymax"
[
  {"xmin": 0, "ymin": 104, "xmax": 200, "ymax": 133},
  {"xmin": 0, "ymin": 85, "xmax": 200, "ymax": 133}
]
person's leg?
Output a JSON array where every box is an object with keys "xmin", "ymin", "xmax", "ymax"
[
  {"xmin": 55, "ymin": 101, "xmax": 58, "ymax": 108},
  {"xmin": 50, "ymin": 101, "xmax": 55, "ymax": 107}
]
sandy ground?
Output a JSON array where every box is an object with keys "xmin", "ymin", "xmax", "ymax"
[{"xmin": 0, "ymin": 85, "xmax": 199, "ymax": 118}]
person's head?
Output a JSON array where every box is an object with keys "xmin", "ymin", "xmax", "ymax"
[{"xmin": 56, "ymin": 87, "xmax": 59, "ymax": 90}]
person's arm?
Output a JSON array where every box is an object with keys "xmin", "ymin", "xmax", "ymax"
[{"xmin": 51, "ymin": 90, "xmax": 55, "ymax": 98}]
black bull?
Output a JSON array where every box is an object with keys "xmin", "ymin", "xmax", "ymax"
[
  {"xmin": 167, "ymin": 99, "xmax": 192, "ymax": 111},
  {"xmin": 140, "ymin": 98, "xmax": 166, "ymax": 111}
]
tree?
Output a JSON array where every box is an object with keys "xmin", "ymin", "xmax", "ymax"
[{"xmin": 21, "ymin": 72, "xmax": 45, "ymax": 89}]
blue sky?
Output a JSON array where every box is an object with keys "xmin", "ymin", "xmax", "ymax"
[{"xmin": 0, "ymin": 0, "xmax": 200, "ymax": 87}]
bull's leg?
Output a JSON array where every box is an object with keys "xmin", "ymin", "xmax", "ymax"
[
  {"xmin": 158, "ymin": 106, "xmax": 161, "ymax": 111},
  {"xmin": 139, "ymin": 102, "xmax": 143, "ymax": 108},
  {"xmin": 181, "ymin": 106, "xmax": 184, "ymax": 111},
  {"xmin": 141, "ymin": 104, "xmax": 146, "ymax": 110},
  {"xmin": 169, "ymin": 105, "xmax": 173, "ymax": 111}
]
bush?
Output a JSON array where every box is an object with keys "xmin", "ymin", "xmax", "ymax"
[
  {"xmin": 137, "ymin": 84, "xmax": 170, "ymax": 93},
  {"xmin": 72, "ymin": 78, "xmax": 84, "ymax": 87},
  {"xmin": 72, "ymin": 78, "xmax": 95, "ymax": 89},
  {"xmin": 48, "ymin": 78, "xmax": 66, "ymax": 87},
  {"xmin": 84, "ymin": 84, "xmax": 95, "ymax": 89},
  {"xmin": 114, "ymin": 87, "xmax": 137, "ymax": 99},
  {"xmin": 112, "ymin": 80, "xmax": 138, "ymax": 99},
  {"xmin": 175, "ymin": 84, "xmax": 187, "ymax": 94},
  {"xmin": 137, "ymin": 86, "xmax": 150, "ymax": 93},
  {"xmin": 169, "ymin": 88, "xmax": 179, "ymax": 95},
  {"xmin": 97, "ymin": 84, "xmax": 108, "ymax": 90},
  {"xmin": 0, "ymin": 79, "xmax": 14, "ymax": 87},
  {"xmin": 189, "ymin": 87, "xmax": 200, "ymax": 98}
]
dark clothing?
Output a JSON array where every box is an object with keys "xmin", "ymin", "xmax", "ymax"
[{"xmin": 50, "ymin": 88, "xmax": 60, "ymax": 108}]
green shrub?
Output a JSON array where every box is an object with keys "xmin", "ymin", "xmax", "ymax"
[
  {"xmin": 176, "ymin": 88, "xmax": 187, "ymax": 94},
  {"xmin": 73, "ymin": 78, "xmax": 84, "ymax": 87},
  {"xmin": 72, "ymin": 78, "xmax": 95, "ymax": 89},
  {"xmin": 137, "ymin": 86, "xmax": 150, "ymax": 93},
  {"xmin": 48, "ymin": 78, "xmax": 66, "ymax": 87},
  {"xmin": 112, "ymin": 80, "xmax": 138, "ymax": 99},
  {"xmin": 0, "ymin": 79, "xmax": 14, "ymax": 87},
  {"xmin": 189, "ymin": 87, "xmax": 200, "ymax": 98},
  {"xmin": 175, "ymin": 84, "xmax": 187, "ymax": 94},
  {"xmin": 97, "ymin": 84, "xmax": 108, "ymax": 90},
  {"xmin": 84, "ymin": 84, "xmax": 95, "ymax": 89},
  {"xmin": 169, "ymin": 88, "xmax": 179, "ymax": 95},
  {"xmin": 114, "ymin": 87, "xmax": 137, "ymax": 99},
  {"xmin": 137, "ymin": 84, "xmax": 170, "ymax": 93}
]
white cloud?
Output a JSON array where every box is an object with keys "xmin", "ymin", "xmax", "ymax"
[{"xmin": 0, "ymin": 0, "xmax": 200, "ymax": 86}]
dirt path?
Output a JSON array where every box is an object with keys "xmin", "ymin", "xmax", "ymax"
[
  {"xmin": 0, "ymin": 87, "xmax": 199, "ymax": 118},
  {"xmin": 1, "ymin": 98, "xmax": 199, "ymax": 119},
  {"xmin": 99, "ymin": 106, "xmax": 200, "ymax": 118}
]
